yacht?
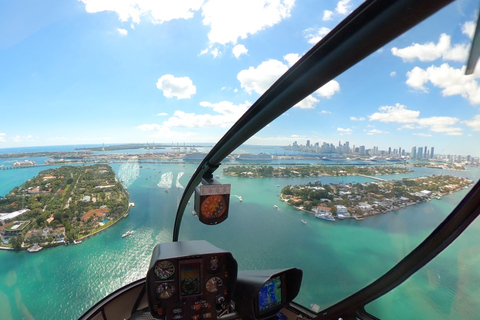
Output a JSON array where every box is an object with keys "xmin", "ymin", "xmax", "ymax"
[{"xmin": 27, "ymin": 243, "xmax": 43, "ymax": 253}]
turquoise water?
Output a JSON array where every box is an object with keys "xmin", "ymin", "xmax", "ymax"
[{"xmin": 0, "ymin": 159, "xmax": 479, "ymax": 319}]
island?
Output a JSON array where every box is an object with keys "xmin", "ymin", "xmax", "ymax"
[
  {"xmin": 0, "ymin": 164, "xmax": 129, "ymax": 250},
  {"xmin": 223, "ymin": 165, "xmax": 413, "ymax": 178},
  {"xmin": 280, "ymin": 175, "xmax": 473, "ymax": 221}
]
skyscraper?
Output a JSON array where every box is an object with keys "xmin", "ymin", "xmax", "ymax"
[{"xmin": 411, "ymin": 146, "xmax": 416, "ymax": 159}]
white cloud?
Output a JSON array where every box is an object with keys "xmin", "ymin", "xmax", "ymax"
[
  {"xmin": 117, "ymin": 28, "xmax": 128, "ymax": 36},
  {"xmin": 295, "ymin": 95, "xmax": 318, "ymax": 109},
  {"xmin": 336, "ymin": 0, "xmax": 351, "ymax": 15},
  {"xmin": 202, "ymin": 0, "xmax": 295, "ymax": 45},
  {"xmin": 462, "ymin": 20, "xmax": 476, "ymax": 40},
  {"xmin": 368, "ymin": 103, "xmax": 462, "ymax": 135},
  {"xmin": 238, "ymin": 59, "xmax": 340, "ymax": 108},
  {"xmin": 157, "ymin": 112, "xmax": 168, "ymax": 116},
  {"xmin": 369, "ymin": 103, "xmax": 420, "ymax": 123},
  {"xmin": 80, "ymin": 0, "xmax": 204, "ymax": 24},
  {"xmin": 315, "ymin": 80, "xmax": 340, "ymax": 98},
  {"xmin": 391, "ymin": 33, "xmax": 469, "ymax": 63},
  {"xmin": 156, "ymin": 74, "xmax": 196, "ymax": 99},
  {"xmin": 237, "ymin": 59, "xmax": 288, "ymax": 94},
  {"xmin": 413, "ymin": 133, "xmax": 432, "ymax": 137},
  {"xmin": 390, "ymin": 71, "xmax": 396, "ymax": 77},
  {"xmin": 464, "ymin": 115, "xmax": 480, "ymax": 131},
  {"xmin": 232, "ymin": 44, "xmax": 248, "ymax": 58},
  {"xmin": 322, "ymin": 10, "xmax": 333, "ymax": 21},
  {"xmin": 304, "ymin": 27, "xmax": 331, "ymax": 45},
  {"xmin": 0, "ymin": 133, "xmax": 6, "ymax": 142},
  {"xmin": 320, "ymin": 110, "xmax": 331, "ymax": 114},
  {"xmin": 337, "ymin": 127, "xmax": 352, "ymax": 134},
  {"xmin": 366, "ymin": 129, "xmax": 388, "ymax": 135},
  {"xmin": 350, "ymin": 116, "xmax": 365, "ymax": 121},
  {"xmin": 139, "ymin": 101, "xmax": 250, "ymax": 130},
  {"xmin": 406, "ymin": 63, "xmax": 480, "ymax": 104},
  {"xmin": 283, "ymin": 53, "xmax": 300, "ymax": 67}
]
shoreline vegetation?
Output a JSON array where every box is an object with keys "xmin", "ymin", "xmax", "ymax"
[
  {"xmin": 0, "ymin": 164, "xmax": 129, "ymax": 251},
  {"xmin": 223, "ymin": 165, "xmax": 473, "ymax": 221},
  {"xmin": 281, "ymin": 175, "xmax": 473, "ymax": 221}
]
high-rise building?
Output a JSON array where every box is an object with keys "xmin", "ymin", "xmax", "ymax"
[
  {"xmin": 359, "ymin": 145, "xmax": 366, "ymax": 156},
  {"xmin": 430, "ymin": 147, "xmax": 434, "ymax": 159},
  {"xmin": 418, "ymin": 147, "xmax": 424, "ymax": 159},
  {"xmin": 306, "ymin": 140, "xmax": 311, "ymax": 148}
]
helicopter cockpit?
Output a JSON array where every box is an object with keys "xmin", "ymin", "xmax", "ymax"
[{"xmin": 75, "ymin": 0, "xmax": 480, "ymax": 320}]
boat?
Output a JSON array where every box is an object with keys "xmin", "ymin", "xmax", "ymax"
[
  {"xmin": 315, "ymin": 213, "xmax": 336, "ymax": 222},
  {"xmin": 301, "ymin": 219, "xmax": 307, "ymax": 224},
  {"xmin": 73, "ymin": 239, "xmax": 82, "ymax": 245},
  {"xmin": 27, "ymin": 243, "xmax": 43, "ymax": 253},
  {"xmin": 165, "ymin": 189, "xmax": 169, "ymax": 193},
  {"xmin": 274, "ymin": 205, "xmax": 278, "ymax": 209},
  {"xmin": 239, "ymin": 196, "xmax": 243, "ymax": 202},
  {"xmin": 122, "ymin": 230, "xmax": 133, "ymax": 238}
]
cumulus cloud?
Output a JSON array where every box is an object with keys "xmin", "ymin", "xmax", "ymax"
[
  {"xmin": 391, "ymin": 33, "xmax": 469, "ymax": 63},
  {"xmin": 304, "ymin": 27, "xmax": 331, "ymax": 45},
  {"xmin": 156, "ymin": 74, "xmax": 196, "ymax": 99},
  {"xmin": 80, "ymin": 0, "xmax": 204, "ymax": 24},
  {"xmin": 202, "ymin": 0, "xmax": 295, "ymax": 45},
  {"xmin": 237, "ymin": 58, "xmax": 340, "ymax": 108},
  {"xmin": 157, "ymin": 112, "xmax": 168, "ymax": 116},
  {"xmin": 464, "ymin": 114, "xmax": 480, "ymax": 131},
  {"xmin": 232, "ymin": 44, "xmax": 248, "ymax": 58},
  {"xmin": 315, "ymin": 80, "xmax": 340, "ymax": 98},
  {"xmin": 405, "ymin": 63, "xmax": 480, "ymax": 104},
  {"xmin": 337, "ymin": 127, "xmax": 352, "ymax": 134},
  {"xmin": 366, "ymin": 129, "xmax": 388, "ymax": 135},
  {"xmin": 283, "ymin": 53, "xmax": 300, "ymax": 67},
  {"xmin": 237, "ymin": 59, "xmax": 288, "ymax": 94},
  {"xmin": 350, "ymin": 116, "xmax": 365, "ymax": 121},
  {"xmin": 368, "ymin": 103, "xmax": 462, "ymax": 135},
  {"xmin": 462, "ymin": 20, "xmax": 476, "ymax": 40},
  {"xmin": 138, "ymin": 100, "xmax": 250, "ymax": 131},
  {"xmin": 322, "ymin": 10, "xmax": 333, "ymax": 21},
  {"xmin": 117, "ymin": 28, "xmax": 128, "ymax": 36}
]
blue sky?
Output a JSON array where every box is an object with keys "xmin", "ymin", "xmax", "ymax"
[{"xmin": 1, "ymin": 0, "xmax": 480, "ymax": 156}]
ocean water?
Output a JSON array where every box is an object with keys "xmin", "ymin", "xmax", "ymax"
[{"xmin": 1, "ymin": 150, "xmax": 480, "ymax": 319}]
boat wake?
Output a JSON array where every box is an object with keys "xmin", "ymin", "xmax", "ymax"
[
  {"xmin": 176, "ymin": 172, "xmax": 184, "ymax": 189},
  {"xmin": 157, "ymin": 172, "xmax": 173, "ymax": 189},
  {"xmin": 118, "ymin": 159, "xmax": 140, "ymax": 187}
]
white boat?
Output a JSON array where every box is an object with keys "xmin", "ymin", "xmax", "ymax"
[
  {"xmin": 122, "ymin": 230, "xmax": 134, "ymax": 238},
  {"xmin": 27, "ymin": 243, "xmax": 43, "ymax": 253},
  {"xmin": 73, "ymin": 239, "xmax": 82, "ymax": 245},
  {"xmin": 274, "ymin": 205, "xmax": 278, "ymax": 210},
  {"xmin": 315, "ymin": 213, "xmax": 336, "ymax": 222},
  {"xmin": 239, "ymin": 196, "xmax": 243, "ymax": 202},
  {"xmin": 301, "ymin": 219, "xmax": 307, "ymax": 224}
]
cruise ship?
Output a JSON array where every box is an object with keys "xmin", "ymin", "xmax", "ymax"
[{"xmin": 235, "ymin": 153, "xmax": 273, "ymax": 161}]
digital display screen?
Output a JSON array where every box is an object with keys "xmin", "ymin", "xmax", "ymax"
[
  {"xmin": 258, "ymin": 276, "xmax": 282, "ymax": 313},
  {"xmin": 180, "ymin": 261, "xmax": 201, "ymax": 297}
]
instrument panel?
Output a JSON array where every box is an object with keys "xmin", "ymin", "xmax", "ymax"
[{"xmin": 146, "ymin": 241, "xmax": 237, "ymax": 320}]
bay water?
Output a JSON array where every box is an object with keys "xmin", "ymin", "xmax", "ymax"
[{"xmin": 1, "ymin": 149, "xmax": 480, "ymax": 320}]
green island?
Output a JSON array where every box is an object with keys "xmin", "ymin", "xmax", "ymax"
[
  {"xmin": 0, "ymin": 164, "xmax": 129, "ymax": 250},
  {"xmin": 223, "ymin": 165, "xmax": 413, "ymax": 178},
  {"xmin": 280, "ymin": 175, "xmax": 472, "ymax": 221}
]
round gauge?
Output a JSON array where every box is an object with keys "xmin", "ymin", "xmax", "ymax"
[
  {"xmin": 154, "ymin": 261, "xmax": 175, "ymax": 279},
  {"xmin": 200, "ymin": 194, "xmax": 227, "ymax": 219},
  {"xmin": 182, "ymin": 278, "xmax": 199, "ymax": 295},
  {"xmin": 206, "ymin": 277, "xmax": 223, "ymax": 293},
  {"xmin": 156, "ymin": 283, "xmax": 176, "ymax": 299},
  {"xmin": 208, "ymin": 256, "xmax": 221, "ymax": 272}
]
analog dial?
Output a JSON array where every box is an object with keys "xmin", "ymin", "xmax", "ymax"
[
  {"xmin": 154, "ymin": 260, "xmax": 175, "ymax": 279},
  {"xmin": 156, "ymin": 283, "xmax": 176, "ymax": 299},
  {"xmin": 205, "ymin": 277, "xmax": 223, "ymax": 293},
  {"xmin": 200, "ymin": 195, "xmax": 227, "ymax": 219}
]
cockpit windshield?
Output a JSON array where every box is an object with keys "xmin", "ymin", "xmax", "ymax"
[{"xmin": 1, "ymin": 1, "xmax": 480, "ymax": 319}]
